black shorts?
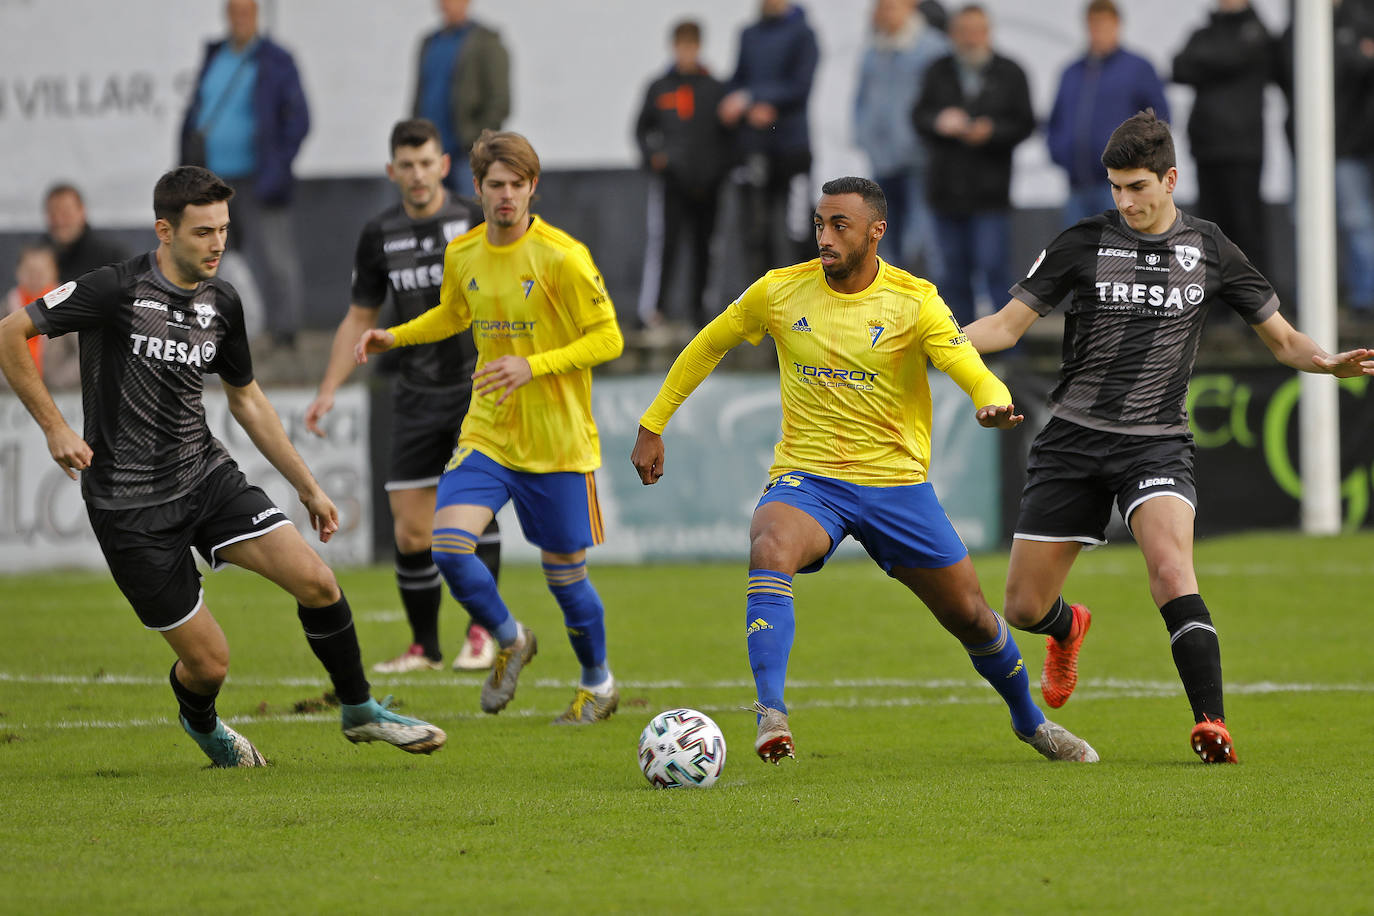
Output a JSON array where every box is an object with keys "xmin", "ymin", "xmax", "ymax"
[
  {"xmin": 1014, "ymin": 416, "xmax": 1197, "ymax": 546},
  {"xmin": 387, "ymin": 383, "xmax": 470, "ymax": 491},
  {"xmin": 87, "ymin": 461, "xmax": 291, "ymax": 631}
]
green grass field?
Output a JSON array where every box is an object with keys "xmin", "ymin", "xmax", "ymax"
[{"xmin": 2, "ymin": 531, "xmax": 1371, "ymax": 914}]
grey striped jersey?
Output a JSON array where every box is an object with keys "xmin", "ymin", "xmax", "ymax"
[
  {"xmin": 1010, "ymin": 209, "xmax": 1278, "ymax": 435},
  {"xmin": 350, "ymin": 196, "xmax": 482, "ymax": 393},
  {"xmin": 25, "ymin": 253, "xmax": 253, "ymax": 509}
]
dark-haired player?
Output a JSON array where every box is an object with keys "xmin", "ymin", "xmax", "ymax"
[
  {"xmin": 0, "ymin": 166, "xmax": 446, "ymax": 767},
  {"xmin": 966, "ymin": 110, "xmax": 1374, "ymax": 762},
  {"xmin": 306, "ymin": 118, "xmax": 501, "ymax": 674},
  {"xmin": 632, "ymin": 176, "xmax": 1097, "ymax": 766}
]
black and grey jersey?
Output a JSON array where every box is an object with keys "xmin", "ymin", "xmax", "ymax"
[
  {"xmin": 350, "ymin": 196, "xmax": 483, "ymax": 392},
  {"xmin": 25, "ymin": 252, "xmax": 253, "ymax": 510},
  {"xmin": 1011, "ymin": 209, "xmax": 1278, "ymax": 435}
]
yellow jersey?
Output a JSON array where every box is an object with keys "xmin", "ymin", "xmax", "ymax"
[
  {"xmin": 640, "ymin": 259, "xmax": 1010, "ymax": 486},
  {"xmin": 388, "ymin": 217, "xmax": 623, "ymax": 473}
]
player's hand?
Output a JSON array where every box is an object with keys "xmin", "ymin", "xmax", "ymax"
[
  {"xmin": 473, "ymin": 355, "xmax": 533, "ymax": 406},
  {"xmin": 300, "ymin": 488, "xmax": 340, "ymax": 543},
  {"xmin": 46, "ymin": 425, "xmax": 93, "ymax": 480},
  {"xmin": 354, "ymin": 328, "xmax": 395, "ymax": 364},
  {"xmin": 631, "ymin": 426, "xmax": 666, "ymax": 485},
  {"xmin": 304, "ymin": 392, "xmax": 334, "ymax": 438},
  {"xmin": 976, "ymin": 403, "xmax": 1024, "ymax": 429},
  {"xmin": 1313, "ymin": 348, "xmax": 1374, "ymax": 378}
]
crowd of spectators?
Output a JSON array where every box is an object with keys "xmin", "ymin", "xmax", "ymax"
[{"xmin": 9, "ymin": 0, "xmax": 1374, "ymax": 375}]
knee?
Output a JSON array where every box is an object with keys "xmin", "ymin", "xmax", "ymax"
[
  {"xmin": 1147, "ymin": 560, "xmax": 1192, "ymax": 596},
  {"xmin": 1002, "ymin": 583, "xmax": 1047, "ymax": 629},
  {"xmin": 946, "ymin": 601, "xmax": 997, "ymax": 645},
  {"xmin": 748, "ymin": 529, "xmax": 796, "ymax": 573},
  {"xmin": 293, "ymin": 560, "xmax": 341, "ymax": 607},
  {"xmin": 180, "ymin": 648, "xmax": 229, "ymax": 690},
  {"xmin": 394, "ymin": 522, "xmax": 431, "ymax": 555}
]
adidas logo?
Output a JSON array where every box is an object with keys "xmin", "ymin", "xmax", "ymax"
[
  {"xmin": 746, "ymin": 617, "xmax": 774, "ymax": 635},
  {"xmin": 467, "ymin": 278, "xmax": 479, "ymax": 291},
  {"xmin": 791, "ymin": 317, "xmax": 812, "ymax": 332}
]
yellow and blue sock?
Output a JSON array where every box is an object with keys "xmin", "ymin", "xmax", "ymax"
[
  {"xmin": 746, "ymin": 569, "xmax": 795, "ymax": 713},
  {"xmin": 544, "ymin": 560, "xmax": 609, "ymax": 688},
  {"xmin": 432, "ymin": 527, "xmax": 517, "ymax": 645},
  {"xmin": 965, "ymin": 613, "xmax": 1045, "ymax": 736}
]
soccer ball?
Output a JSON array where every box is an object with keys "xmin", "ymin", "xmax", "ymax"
[{"xmin": 637, "ymin": 708, "xmax": 727, "ymax": 788}]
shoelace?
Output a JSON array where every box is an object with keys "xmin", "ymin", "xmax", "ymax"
[{"xmin": 564, "ymin": 687, "xmax": 595, "ymax": 720}]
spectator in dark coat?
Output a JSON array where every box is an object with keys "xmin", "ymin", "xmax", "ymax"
[
  {"xmin": 634, "ymin": 20, "xmax": 730, "ymax": 331},
  {"xmin": 42, "ymin": 184, "xmax": 130, "ymax": 283},
  {"xmin": 913, "ymin": 4, "xmax": 1034, "ymax": 326},
  {"xmin": 719, "ymin": 0, "xmax": 819, "ymax": 279},
  {"xmin": 1172, "ymin": 0, "xmax": 1275, "ymax": 275}
]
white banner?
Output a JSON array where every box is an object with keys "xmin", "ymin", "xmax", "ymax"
[
  {"xmin": 0, "ymin": 0, "xmax": 1291, "ymax": 230},
  {"xmin": 0, "ymin": 384, "xmax": 371, "ymax": 571}
]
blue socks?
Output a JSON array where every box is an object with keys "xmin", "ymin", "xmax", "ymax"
[
  {"xmin": 544, "ymin": 560, "xmax": 609, "ymax": 687},
  {"xmin": 746, "ymin": 570, "xmax": 796, "ymax": 713},
  {"xmin": 966, "ymin": 614, "xmax": 1045, "ymax": 736},
  {"xmin": 432, "ymin": 528, "xmax": 514, "ymax": 639}
]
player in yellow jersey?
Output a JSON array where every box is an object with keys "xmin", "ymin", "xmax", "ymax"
[
  {"xmin": 632, "ymin": 177, "xmax": 1097, "ymax": 764},
  {"xmin": 356, "ymin": 131, "xmax": 625, "ymax": 724}
]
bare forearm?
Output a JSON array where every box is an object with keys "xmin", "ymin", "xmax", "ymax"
[
  {"xmin": 317, "ymin": 309, "xmax": 377, "ymax": 396},
  {"xmin": 0, "ymin": 316, "xmax": 67, "ymax": 434},
  {"xmin": 229, "ymin": 387, "xmax": 322, "ymax": 497}
]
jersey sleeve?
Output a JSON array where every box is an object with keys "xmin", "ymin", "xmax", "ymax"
[
  {"xmin": 349, "ymin": 219, "xmax": 389, "ymax": 310},
  {"xmin": 918, "ymin": 290, "xmax": 1014, "ymax": 407},
  {"xmin": 1214, "ymin": 227, "xmax": 1280, "ymax": 324},
  {"xmin": 1009, "ymin": 224, "xmax": 1085, "ymax": 315},
  {"xmin": 720, "ymin": 275, "xmax": 772, "ymax": 345},
  {"xmin": 24, "ymin": 266, "xmax": 121, "ymax": 337},
  {"xmin": 526, "ymin": 244, "xmax": 623, "ymax": 377},
  {"xmin": 389, "ymin": 241, "xmax": 472, "ymax": 345},
  {"xmin": 208, "ymin": 284, "xmax": 254, "ymax": 386}
]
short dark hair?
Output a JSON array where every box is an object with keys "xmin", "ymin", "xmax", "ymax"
[
  {"xmin": 819, "ymin": 176, "xmax": 887, "ymax": 222},
  {"xmin": 390, "ymin": 118, "xmax": 443, "ymax": 156},
  {"xmin": 153, "ymin": 167, "xmax": 234, "ymax": 227},
  {"xmin": 1100, "ymin": 109, "xmax": 1176, "ymax": 179},
  {"xmin": 1086, "ymin": 0, "xmax": 1118, "ymax": 18},
  {"xmin": 44, "ymin": 183, "xmax": 83, "ymax": 206},
  {"xmin": 672, "ymin": 20, "xmax": 701, "ymax": 44}
]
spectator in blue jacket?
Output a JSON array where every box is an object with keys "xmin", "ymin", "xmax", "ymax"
[
  {"xmin": 179, "ymin": 0, "xmax": 309, "ymax": 349},
  {"xmin": 1046, "ymin": 0, "xmax": 1169, "ymax": 226},
  {"xmin": 854, "ymin": 0, "xmax": 949, "ymax": 276},
  {"xmin": 719, "ymin": 0, "xmax": 819, "ymax": 279}
]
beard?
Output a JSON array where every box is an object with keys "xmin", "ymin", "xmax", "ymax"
[{"xmin": 820, "ymin": 244, "xmax": 867, "ymax": 281}]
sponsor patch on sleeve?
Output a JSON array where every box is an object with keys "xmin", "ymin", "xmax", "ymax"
[
  {"xmin": 1026, "ymin": 249, "xmax": 1046, "ymax": 278},
  {"xmin": 43, "ymin": 280, "xmax": 77, "ymax": 308}
]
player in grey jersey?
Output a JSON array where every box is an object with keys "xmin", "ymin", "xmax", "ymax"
[
  {"xmin": 306, "ymin": 118, "xmax": 501, "ymax": 674},
  {"xmin": 965, "ymin": 110, "xmax": 1374, "ymax": 763},
  {"xmin": 0, "ymin": 166, "xmax": 446, "ymax": 768}
]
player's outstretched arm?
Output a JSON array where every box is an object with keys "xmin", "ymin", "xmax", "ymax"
[
  {"xmin": 1253, "ymin": 312, "xmax": 1374, "ymax": 377},
  {"xmin": 631, "ymin": 426, "xmax": 666, "ymax": 485},
  {"xmin": 964, "ymin": 298, "xmax": 1040, "ymax": 354},
  {"xmin": 0, "ymin": 310, "xmax": 91, "ymax": 479},
  {"xmin": 307, "ymin": 304, "xmax": 381, "ymax": 437},
  {"xmin": 222, "ymin": 379, "xmax": 340, "ymax": 542}
]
